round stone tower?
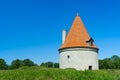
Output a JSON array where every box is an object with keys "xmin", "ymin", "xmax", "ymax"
[{"xmin": 59, "ymin": 14, "xmax": 99, "ymax": 70}]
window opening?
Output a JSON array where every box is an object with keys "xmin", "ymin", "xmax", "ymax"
[
  {"xmin": 67, "ymin": 55, "xmax": 70, "ymax": 59},
  {"xmin": 86, "ymin": 38, "xmax": 94, "ymax": 46},
  {"xmin": 89, "ymin": 66, "xmax": 92, "ymax": 70}
]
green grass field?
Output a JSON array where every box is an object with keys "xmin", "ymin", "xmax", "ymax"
[{"xmin": 0, "ymin": 66, "xmax": 120, "ymax": 80}]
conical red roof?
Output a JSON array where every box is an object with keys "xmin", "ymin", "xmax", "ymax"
[{"xmin": 60, "ymin": 14, "xmax": 97, "ymax": 49}]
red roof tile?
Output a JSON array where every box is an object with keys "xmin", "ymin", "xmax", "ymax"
[{"xmin": 60, "ymin": 14, "xmax": 97, "ymax": 49}]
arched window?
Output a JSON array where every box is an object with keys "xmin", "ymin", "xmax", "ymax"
[{"xmin": 89, "ymin": 66, "xmax": 92, "ymax": 70}]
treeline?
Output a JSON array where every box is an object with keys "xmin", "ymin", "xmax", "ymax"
[
  {"xmin": 40, "ymin": 62, "xmax": 59, "ymax": 68},
  {"xmin": 0, "ymin": 58, "xmax": 59, "ymax": 70},
  {"xmin": 99, "ymin": 55, "xmax": 120, "ymax": 69},
  {"xmin": 1, "ymin": 55, "xmax": 120, "ymax": 70}
]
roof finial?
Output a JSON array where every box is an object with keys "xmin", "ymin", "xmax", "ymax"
[{"xmin": 77, "ymin": 12, "xmax": 79, "ymax": 16}]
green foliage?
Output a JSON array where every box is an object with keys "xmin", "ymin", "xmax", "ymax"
[
  {"xmin": 54, "ymin": 63, "xmax": 59, "ymax": 68},
  {"xmin": 99, "ymin": 55, "xmax": 120, "ymax": 69},
  {"xmin": 8, "ymin": 59, "xmax": 35, "ymax": 69},
  {"xmin": 40, "ymin": 62, "xmax": 45, "ymax": 67},
  {"xmin": 11, "ymin": 59, "xmax": 23, "ymax": 69},
  {"xmin": 22, "ymin": 59, "xmax": 34, "ymax": 66},
  {"xmin": 46, "ymin": 62, "xmax": 54, "ymax": 68},
  {"xmin": 111, "ymin": 55, "xmax": 120, "ymax": 69},
  {"xmin": 0, "ymin": 67, "xmax": 119, "ymax": 80},
  {"xmin": 0, "ymin": 58, "xmax": 8, "ymax": 70},
  {"xmin": 40, "ymin": 62, "xmax": 59, "ymax": 68}
]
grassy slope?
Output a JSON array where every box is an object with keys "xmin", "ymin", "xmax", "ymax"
[{"xmin": 0, "ymin": 67, "xmax": 120, "ymax": 80}]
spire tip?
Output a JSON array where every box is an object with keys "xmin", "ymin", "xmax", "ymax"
[{"xmin": 77, "ymin": 12, "xmax": 79, "ymax": 16}]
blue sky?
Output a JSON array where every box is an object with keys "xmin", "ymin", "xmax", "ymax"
[{"xmin": 0, "ymin": 0, "xmax": 120, "ymax": 65}]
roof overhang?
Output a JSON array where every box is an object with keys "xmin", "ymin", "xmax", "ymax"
[{"xmin": 59, "ymin": 46, "xmax": 99, "ymax": 53}]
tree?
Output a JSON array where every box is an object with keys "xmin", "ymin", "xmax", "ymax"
[
  {"xmin": 111, "ymin": 55, "xmax": 120, "ymax": 69},
  {"xmin": 99, "ymin": 60, "xmax": 105, "ymax": 69},
  {"xmin": 23, "ymin": 59, "xmax": 34, "ymax": 66},
  {"xmin": 40, "ymin": 62, "xmax": 45, "ymax": 67},
  {"xmin": 54, "ymin": 63, "xmax": 59, "ymax": 68},
  {"xmin": 99, "ymin": 55, "xmax": 120, "ymax": 69},
  {"xmin": 45, "ymin": 62, "xmax": 54, "ymax": 68},
  {"xmin": 99, "ymin": 58, "xmax": 113, "ymax": 69},
  {"xmin": 40, "ymin": 62, "xmax": 54, "ymax": 68},
  {"xmin": 40, "ymin": 62, "xmax": 59, "ymax": 68},
  {"xmin": 11, "ymin": 59, "xmax": 23, "ymax": 69},
  {"xmin": 0, "ymin": 58, "xmax": 7, "ymax": 70}
]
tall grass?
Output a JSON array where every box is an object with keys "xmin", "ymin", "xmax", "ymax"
[{"xmin": 0, "ymin": 66, "xmax": 119, "ymax": 80}]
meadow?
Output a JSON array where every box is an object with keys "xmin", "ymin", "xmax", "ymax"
[{"xmin": 0, "ymin": 66, "xmax": 120, "ymax": 80}]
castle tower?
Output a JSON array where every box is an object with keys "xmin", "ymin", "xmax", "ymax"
[{"xmin": 59, "ymin": 14, "xmax": 99, "ymax": 70}]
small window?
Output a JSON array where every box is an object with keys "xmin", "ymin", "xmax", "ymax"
[
  {"xmin": 86, "ymin": 38, "xmax": 94, "ymax": 46},
  {"xmin": 67, "ymin": 55, "xmax": 70, "ymax": 59},
  {"xmin": 87, "ymin": 41, "xmax": 93, "ymax": 46}
]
